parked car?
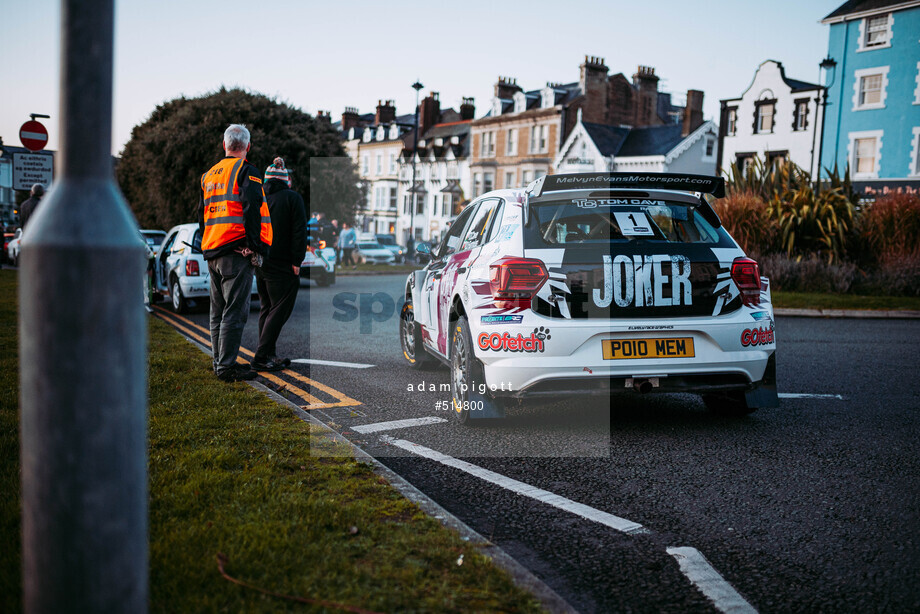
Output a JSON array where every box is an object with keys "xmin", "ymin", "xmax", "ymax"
[
  {"xmin": 375, "ymin": 234, "xmax": 406, "ymax": 263},
  {"xmin": 6, "ymin": 228, "xmax": 22, "ymax": 266},
  {"xmin": 151, "ymin": 223, "xmax": 258, "ymax": 313},
  {"xmin": 300, "ymin": 228, "xmax": 336, "ymax": 286},
  {"xmin": 139, "ymin": 229, "xmax": 167, "ymax": 257},
  {"xmin": 355, "ymin": 240, "xmax": 396, "ymax": 265},
  {"xmin": 400, "ymin": 172, "xmax": 778, "ymax": 423}
]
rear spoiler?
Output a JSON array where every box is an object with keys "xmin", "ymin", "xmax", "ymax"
[
  {"xmin": 531, "ymin": 172, "xmax": 725, "ymax": 199},
  {"xmin": 523, "ymin": 172, "xmax": 724, "ymax": 228}
]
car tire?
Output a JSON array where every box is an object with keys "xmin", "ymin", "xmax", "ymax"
[
  {"xmin": 450, "ymin": 316, "xmax": 503, "ymax": 425},
  {"xmin": 315, "ymin": 271, "xmax": 331, "ymax": 287},
  {"xmin": 170, "ymin": 276, "xmax": 188, "ymax": 314},
  {"xmin": 702, "ymin": 391, "xmax": 757, "ymax": 417},
  {"xmin": 399, "ymin": 296, "xmax": 433, "ymax": 370}
]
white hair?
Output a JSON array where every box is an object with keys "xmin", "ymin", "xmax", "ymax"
[{"xmin": 223, "ymin": 124, "xmax": 250, "ymax": 155}]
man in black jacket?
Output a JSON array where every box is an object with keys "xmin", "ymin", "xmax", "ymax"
[
  {"xmin": 19, "ymin": 183, "xmax": 45, "ymax": 230},
  {"xmin": 251, "ymin": 157, "xmax": 307, "ymax": 371}
]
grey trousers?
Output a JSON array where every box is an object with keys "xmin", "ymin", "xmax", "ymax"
[{"xmin": 207, "ymin": 252, "xmax": 253, "ymax": 375}]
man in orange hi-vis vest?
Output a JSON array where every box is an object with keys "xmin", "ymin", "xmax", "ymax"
[{"xmin": 198, "ymin": 124, "xmax": 273, "ymax": 382}]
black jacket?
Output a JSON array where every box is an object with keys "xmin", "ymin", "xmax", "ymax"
[
  {"xmin": 262, "ymin": 179, "xmax": 307, "ymax": 276},
  {"xmin": 19, "ymin": 195, "xmax": 42, "ymax": 229},
  {"xmin": 197, "ymin": 157, "xmax": 268, "ymax": 260}
]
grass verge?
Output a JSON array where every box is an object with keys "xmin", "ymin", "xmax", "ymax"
[
  {"xmin": 771, "ymin": 291, "xmax": 920, "ymax": 311},
  {"xmin": 0, "ymin": 270, "xmax": 541, "ymax": 613}
]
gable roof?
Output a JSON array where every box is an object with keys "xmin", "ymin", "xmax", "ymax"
[
  {"xmin": 822, "ymin": 0, "xmax": 920, "ymax": 21},
  {"xmin": 582, "ymin": 122, "xmax": 631, "ymax": 156},
  {"xmin": 616, "ymin": 124, "xmax": 685, "ymax": 157}
]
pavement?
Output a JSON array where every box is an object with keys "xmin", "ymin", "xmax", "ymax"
[{"xmin": 774, "ymin": 308, "xmax": 920, "ymax": 318}]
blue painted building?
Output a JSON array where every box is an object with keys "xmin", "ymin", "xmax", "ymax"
[{"xmin": 820, "ymin": 0, "xmax": 920, "ymax": 198}]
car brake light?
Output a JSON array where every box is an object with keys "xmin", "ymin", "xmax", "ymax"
[
  {"xmin": 186, "ymin": 259, "xmax": 200, "ymax": 277},
  {"xmin": 731, "ymin": 257, "xmax": 761, "ymax": 307},
  {"xmin": 489, "ymin": 257, "xmax": 548, "ymax": 308}
]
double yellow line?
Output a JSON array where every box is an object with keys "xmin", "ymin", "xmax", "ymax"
[{"xmin": 153, "ymin": 306, "xmax": 360, "ymax": 411}]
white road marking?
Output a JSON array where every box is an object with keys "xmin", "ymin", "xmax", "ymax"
[
  {"xmin": 380, "ymin": 435, "xmax": 648, "ymax": 535},
  {"xmin": 352, "ymin": 417, "xmax": 448, "ymax": 434},
  {"xmin": 291, "ymin": 358, "xmax": 375, "ymax": 369},
  {"xmin": 778, "ymin": 393, "xmax": 845, "ymax": 400},
  {"xmin": 667, "ymin": 547, "xmax": 757, "ymax": 614}
]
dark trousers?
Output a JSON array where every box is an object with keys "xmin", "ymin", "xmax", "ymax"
[
  {"xmin": 208, "ymin": 252, "xmax": 254, "ymax": 375},
  {"xmin": 255, "ymin": 269, "xmax": 299, "ymax": 362}
]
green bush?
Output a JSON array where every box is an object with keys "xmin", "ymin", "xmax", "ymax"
[
  {"xmin": 713, "ymin": 190, "xmax": 780, "ymax": 258},
  {"xmin": 856, "ymin": 193, "xmax": 920, "ymax": 263}
]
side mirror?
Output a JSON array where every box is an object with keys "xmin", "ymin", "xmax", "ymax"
[{"xmin": 415, "ymin": 241, "xmax": 431, "ymax": 255}]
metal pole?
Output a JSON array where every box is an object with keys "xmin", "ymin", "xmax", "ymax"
[
  {"xmin": 20, "ymin": 0, "xmax": 148, "ymax": 612},
  {"xmin": 409, "ymin": 81, "xmax": 422, "ymax": 252}
]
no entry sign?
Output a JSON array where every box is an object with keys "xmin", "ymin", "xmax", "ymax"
[{"xmin": 20, "ymin": 120, "xmax": 49, "ymax": 152}]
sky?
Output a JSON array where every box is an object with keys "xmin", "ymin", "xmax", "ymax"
[{"xmin": 1, "ymin": 0, "xmax": 845, "ymax": 156}]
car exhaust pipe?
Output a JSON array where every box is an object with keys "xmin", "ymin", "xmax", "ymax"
[{"xmin": 628, "ymin": 377, "xmax": 659, "ymax": 394}]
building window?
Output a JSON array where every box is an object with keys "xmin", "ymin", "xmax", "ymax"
[
  {"xmin": 736, "ymin": 153, "xmax": 755, "ymax": 178},
  {"xmin": 504, "ymin": 171, "xmax": 515, "ymax": 188},
  {"xmin": 860, "ymin": 14, "xmax": 892, "ymax": 50},
  {"xmin": 361, "ymin": 155, "xmax": 369, "ymax": 175},
  {"xmin": 389, "ymin": 187, "xmax": 397, "ymax": 210},
  {"xmin": 375, "ymin": 154, "xmax": 382, "ymax": 175},
  {"xmin": 753, "ymin": 100, "xmax": 775, "ymax": 134},
  {"xmin": 416, "ymin": 195, "xmax": 424, "ymax": 215},
  {"xmin": 766, "ymin": 150, "xmax": 788, "ymax": 168},
  {"xmin": 522, "ymin": 170, "xmax": 532, "ymax": 184},
  {"xmin": 473, "ymin": 172, "xmax": 482, "ymax": 197},
  {"xmin": 848, "ymin": 130, "xmax": 883, "ymax": 178},
  {"xmin": 389, "ymin": 154, "xmax": 396, "ymax": 174},
  {"xmin": 530, "ymin": 125, "xmax": 548, "ymax": 153},
  {"xmin": 483, "ymin": 172, "xmax": 494, "ymax": 194},
  {"xmin": 443, "ymin": 194, "xmax": 452, "ymax": 216},
  {"xmin": 853, "ymin": 67, "xmax": 889, "ymax": 110},
  {"xmin": 403, "ymin": 194, "xmax": 409, "ymax": 214},
  {"xmin": 704, "ymin": 137, "xmax": 715, "ymax": 157},
  {"xmin": 480, "ymin": 131, "xmax": 495, "ymax": 157},
  {"xmin": 793, "ymin": 99, "xmax": 809, "ymax": 131},
  {"xmin": 506, "ymin": 129, "xmax": 517, "ymax": 155},
  {"xmin": 534, "ymin": 170, "xmax": 546, "ymax": 180},
  {"xmin": 727, "ymin": 107, "xmax": 738, "ymax": 136},
  {"xmin": 911, "ymin": 128, "xmax": 920, "ymax": 177}
]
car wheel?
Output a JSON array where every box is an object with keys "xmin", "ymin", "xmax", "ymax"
[
  {"xmin": 315, "ymin": 270, "xmax": 331, "ymax": 287},
  {"xmin": 702, "ymin": 391, "xmax": 757, "ymax": 417},
  {"xmin": 399, "ymin": 297, "xmax": 433, "ymax": 370},
  {"xmin": 450, "ymin": 316, "xmax": 503, "ymax": 425},
  {"xmin": 170, "ymin": 277, "xmax": 187, "ymax": 314}
]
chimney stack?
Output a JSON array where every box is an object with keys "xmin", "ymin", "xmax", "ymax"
[
  {"xmin": 375, "ymin": 99, "xmax": 396, "ymax": 125},
  {"xmin": 460, "ymin": 97, "xmax": 476, "ymax": 120},
  {"xmin": 579, "ymin": 55, "xmax": 609, "ymax": 123},
  {"xmin": 632, "ymin": 65, "xmax": 660, "ymax": 126},
  {"xmin": 341, "ymin": 106, "xmax": 360, "ymax": 133},
  {"xmin": 494, "ymin": 76, "xmax": 521, "ymax": 100},
  {"xmin": 682, "ymin": 89, "xmax": 705, "ymax": 137},
  {"xmin": 316, "ymin": 110, "xmax": 331, "ymax": 123},
  {"xmin": 419, "ymin": 91, "xmax": 441, "ymax": 136}
]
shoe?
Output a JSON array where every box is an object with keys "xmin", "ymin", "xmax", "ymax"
[
  {"xmin": 272, "ymin": 356, "xmax": 292, "ymax": 367},
  {"xmin": 218, "ymin": 364, "xmax": 258, "ymax": 382},
  {"xmin": 251, "ymin": 358, "xmax": 285, "ymax": 372}
]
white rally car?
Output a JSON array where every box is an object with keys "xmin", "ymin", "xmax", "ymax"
[{"xmin": 400, "ymin": 172, "xmax": 778, "ymax": 423}]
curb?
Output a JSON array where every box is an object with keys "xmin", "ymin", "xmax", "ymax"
[
  {"xmin": 775, "ymin": 308, "xmax": 920, "ymax": 319},
  {"xmin": 162, "ymin": 321, "xmax": 578, "ymax": 613},
  {"xmin": 252, "ymin": 382, "xmax": 579, "ymax": 614}
]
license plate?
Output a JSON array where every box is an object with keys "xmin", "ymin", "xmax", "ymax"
[{"xmin": 603, "ymin": 337, "xmax": 695, "ymax": 360}]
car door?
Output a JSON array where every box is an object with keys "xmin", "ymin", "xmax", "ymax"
[
  {"xmin": 422, "ymin": 203, "xmax": 478, "ymax": 354},
  {"xmin": 156, "ymin": 230, "xmax": 178, "ymax": 291}
]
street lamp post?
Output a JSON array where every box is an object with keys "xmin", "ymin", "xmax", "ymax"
[
  {"xmin": 813, "ymin": 56, "xmax": 837, "ymax": 192},
  {"xmin": 409, "ymin": 80, "xmax": 423, "ymax": 254}
]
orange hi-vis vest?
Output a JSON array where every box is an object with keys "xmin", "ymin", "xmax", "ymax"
[{"xmin": 201, "ymin": 157, "xmax": 273, "ymax": 252}]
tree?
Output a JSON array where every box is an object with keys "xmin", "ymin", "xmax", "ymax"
[{"xmin": 117, "ymin": 87, "xmax": 363, "ymax": 230}]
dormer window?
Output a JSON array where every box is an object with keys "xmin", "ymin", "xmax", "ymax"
[
  {"xmin": 376, "ymin": 126, "xmax": 385, "ymax": 141},
  {"xmin": 362, "ymin": 130, "xmax": 371, "ymax": 143},
  {"xmin": 513, "ymin": 91, "xmax": 527, "ymax": 114},
  {"xmin": 450, "ymin": 136, "xmax": 460, "ymax": 145},
  {"xmin": 541, "ymin": 87, "xmax": 555, "ymax": 109},
  {"xmin": 435, "ymin": 137, "xmax": 444, "ymax": 147},
  {"xmin": 348, "ymin": 127, "xmax": 355, "ymax": 140},
  {"xmin": 419, "ymin": 139, "xmax": 426, "ymax": 148},
  {"xmin": 491, "ymin": 97, "xmax": 503, "ymax": 116},
  {"xmin": 389, "ymin": 124, "xmax": 399, "ymax": 140}
]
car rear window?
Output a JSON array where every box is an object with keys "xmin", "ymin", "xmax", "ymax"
[{"xmin": 531, "ymin": 199, "xmax": 720, "ymax": 246}]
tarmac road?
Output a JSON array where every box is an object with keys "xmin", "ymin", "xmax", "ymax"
[{"xmin": 178, "ymin": 273, "xmax": 920, "ymax": 613}]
